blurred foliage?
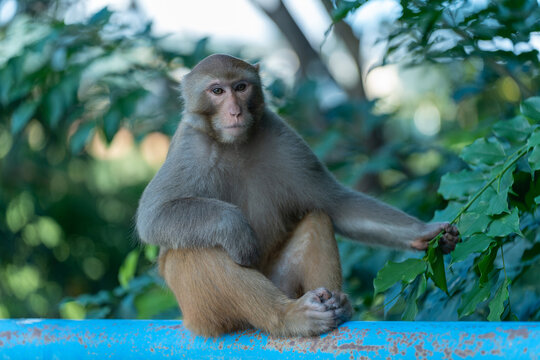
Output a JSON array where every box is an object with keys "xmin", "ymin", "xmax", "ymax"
[
  {"xmin": 0, "ymin": 0, "xmax": 538, "ymax": 323},
  {"xmin": 336, "ymin": 0, "xmax": 540, "ymax": 320},
  {"xmin": 375, "ymin": 101, "xmax": 540, "ymax": 321},
  {"xmin": 0, "ymin": 4, "xmax": 193, "ymax": 318}
]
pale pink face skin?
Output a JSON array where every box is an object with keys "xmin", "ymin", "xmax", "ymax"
[{"xmin": 206, "ymin": 80, "xmax": 255, "ymax": 143}]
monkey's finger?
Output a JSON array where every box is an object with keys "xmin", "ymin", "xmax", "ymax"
[
  {"xmin": 444, "ymin": 224, "xmax": 460, "ymax": 236},
  {"xmin": 443, "ymin": 232, "xmax": 460, "ymax": 245},
  {"xmin": 439, "ymin": 235, "xmax": 459, "ymax": 254}
]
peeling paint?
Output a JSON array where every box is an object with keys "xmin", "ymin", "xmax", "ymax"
[
  {"xmin": 504, "ymin": 327, "xmax": 530, "ymax": 340},
  {"xmin": 0, "ymin": 320, "xmax": 538, "ymax": 359}
]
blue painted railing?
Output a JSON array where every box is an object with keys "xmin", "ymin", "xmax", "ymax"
[{"xmin": 0, "ymin": 320, "xmax": 538, "ymax": 359}]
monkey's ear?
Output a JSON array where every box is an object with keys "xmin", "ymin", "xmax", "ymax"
[{"xmin": 253, "ymin": 63, "xmax": 260, "ymax": 72}]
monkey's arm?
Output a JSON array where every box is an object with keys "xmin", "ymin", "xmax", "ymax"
[
  {"xmin": 323, "ymin": 186, "xmax": 459, "ymax": 253},
  {"xmin": 271, "ymin": 118, "xmax": 459, "ymax": 254},
  {"xmin": 136, "ymin": 197, "xmax": 260, "ymax": 266}
]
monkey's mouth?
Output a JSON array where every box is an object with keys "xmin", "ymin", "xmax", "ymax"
[{"xmin": 223, "ymin": 125, "xmax": 247, "ymax": 129}]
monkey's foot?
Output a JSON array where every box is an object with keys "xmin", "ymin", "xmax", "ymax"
[
  {"xmin": 316, "ymin": 288, "xmax": 353, "ymax": 325},
  {"xmin": 282, "ymin": 287, "xmax": 351, "ymax": 337}
]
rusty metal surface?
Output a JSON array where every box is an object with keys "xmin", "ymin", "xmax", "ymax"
[{"xmin": 0, "ymin": 320, "xmax": 538, "ymax": 359}]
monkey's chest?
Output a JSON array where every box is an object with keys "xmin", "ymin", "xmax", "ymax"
[{"xmin": 228, "ymin": 173, "xmax": 307, "ymax": 245}]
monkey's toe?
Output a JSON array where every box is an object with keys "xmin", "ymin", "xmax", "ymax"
[
  {"xmin": 318, "ymin": 290, "xmax": 353, "ymax": 324},
  {"xmin": 312, "ymin": 287, "xmax": 333, "ymax": 302}
]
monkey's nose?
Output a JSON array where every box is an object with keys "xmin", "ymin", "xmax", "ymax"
[{"xmin": 229, "ymin": 108, "xmax": 242, "ymax": 117}]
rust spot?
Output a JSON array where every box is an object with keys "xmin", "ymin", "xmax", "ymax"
[
  {"xmin": 263, "ymin": 328, "xmax": 381, "ymax": 358},
  {"xmin": 491, "ymin": 349, "xmax": 501, "ymax": 355},
  {"xmin": 504, "ymin": 328, "xmax": 529, "ymax": 340},
  {"xmin": 389, "ymin": 342, "xmax": 398, "ymax": 355},
  {"xmin": 31, "ymin": 328, "xmax": 42, "ymax": 339},
  {"xmin": 0, "ymin": 331, "xmax": 13, "ymax": 341},
  {"xmin": 478, "ymin": 332, "xmax": 495, "ymax": 339},
  {"xmin": 455, "ymin": 349, "xmax": 474, "ymax": 358},
  {"xmin": 443, "ymin": 347, "xmax": 452, "ymax": 360},
  {"xmin": 415, "ymin": 343, "xmax": 427, "ymax": 359},
  {"xmin": 523, "ymin": 347, "xmax": 527, "ymax": 353}
]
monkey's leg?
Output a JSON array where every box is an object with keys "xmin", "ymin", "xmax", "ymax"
[
  {"xmin": 265, "ymin": 211, "xmax": 352, "ymax": 323},
  {"xmin": 160, "ymin": 247, "xmax": 343, "ymax": 337}
]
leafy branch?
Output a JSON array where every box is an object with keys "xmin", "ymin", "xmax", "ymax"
[{"xmin": 373, "ymin": 96, "xmax": 540, "ymax": 321}]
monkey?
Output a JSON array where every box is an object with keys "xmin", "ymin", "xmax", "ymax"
[{"xmin": 136, "ymin": 54, "xmax": 460, "ymax": 337}]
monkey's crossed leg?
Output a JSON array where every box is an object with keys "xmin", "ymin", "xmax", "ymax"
[{"xmin": 159, "ymin": 212, "xmax": 352, "ymax": 337}]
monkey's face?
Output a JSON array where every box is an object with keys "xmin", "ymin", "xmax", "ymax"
[
  {"xmin": 205, "ymin": 79, "xmax": 257, "ymax": 144},
  {"xmin": 181, "ymin": 54, "xmax": 265, "ymax": 144}
]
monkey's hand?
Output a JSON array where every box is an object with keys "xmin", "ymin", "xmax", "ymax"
[
  {"xmin": 410, "ymin": 222, "xmax": 460, "ymax": 254},
  {"xmin": 219, "ymin": 207, "xmax": 262, "ymax": 267}
]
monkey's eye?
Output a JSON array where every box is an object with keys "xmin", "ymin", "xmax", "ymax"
[
  {"xmin": 211, "ymin": 87, "xmax": 224, "ymax": 95},
  {"xmin": 234, "ymin": 83, "xmax": 247, "ymax": 92}
]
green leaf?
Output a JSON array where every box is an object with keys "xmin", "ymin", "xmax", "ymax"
[
  {"xmin": 438, "ymin": 170, "xmax": 485, "ymax": 200},
  {"xmin": 522, "ymin": 243, "xmax": 540, "ymax": 262},
  {"xmin": 521, "ymin": 97, "xmax": 540, "ymax": 121},
  {"xmin": 458, "ymin": 212, "xmax": 492, "ymax": 236},
  {"xmin": 119, "ymin": 89, "xmax": 148, "ymax": 118},
  {"xmin": 486, "ymin": 208, "xmax": 522, "ymax": 237},
  {"xmin": 69, "ymin": 122, "xmax": 95, "ymax": 154},
  {"xmin": 470, "ymin": 186, "xmax": 509, "ymax": 216},
  {"xmin": 104, "ymin": 108, "xmax": 122, "ymax": 142},
  {"xmin": 527, "ymin": 129, "xmax": 540, "ymax": 148},
  {"xmin": 431, "ymin": 202, "xmax": 463, "ymax": 223},
  {"xmin": 487, "ymin": 280, "xmax": 509, "ymax": 321},
  {"xmin": 460, "ymin": 138, "xmax": 506, "ymax": 166},
  {"xmin": 89, "ymin": 7, "xmax": 112, "ymax": 25},
  {"xmin": 373, "ymin": 259, "xmax": 427, "ymax": 295},
  {"xmin": 477, "ymin": 243, "xmax": 498, "ymax": 284},
  {"xmin": 144, "ymin": 245, "xmax": 158, "ymax": 262},
  {"xmin": 451, "ymin": 234, "xmax": 495, "ymax": 263},
  {"xmin": 11, "ymin": 100, "xmax": 39, "ymax": 134},
  {"xmin": 528, "ymin": 146, "xmax": 540, "ymax": 172},
  {"xmin": 44, "ymin": 90, "xmax": 64, "ymax": 129},
  {"xmin": 493, "ymin": 116, "xmax": 532, "ymax": 142},
  {"xmin": 118, "ymin": 249, "xmax": 139, "ymax": 288},
  {"xmin": 331, "ymin": 0, "xmax": 362, "ymax": 22},
  {"xmin": 490, "ymin": 163, "xmax": 515, "ymax": 193},
  {"xmin": 427, "ymin": 243, "xmax": 447, "ymax": 293},
  {"xmin": 135, "ymin": 287, "xmax": 177, "ymax": 319},
  {"xmin": 458, "ymin": 279, "xmax": 493, "ymax": 318},
  {"xmin": 402, "ymin": 274, "xmax": 427, "ymax": 321}
]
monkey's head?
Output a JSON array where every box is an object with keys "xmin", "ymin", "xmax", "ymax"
[{"xmin": 181, "ymin": 54, "xmax": 265, "ymax": 144}]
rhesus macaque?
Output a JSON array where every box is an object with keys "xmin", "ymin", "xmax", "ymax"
[{"xmin": 136, "ymin": 54, "xmax": 460, "ymax": 337}]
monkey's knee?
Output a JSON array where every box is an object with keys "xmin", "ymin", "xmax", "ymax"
[
  {"xmin": 292, "ymin": 211, "xmax": 342, "ymax": 292},
  {"xmin": 289, "ymin": 211, "xmax": 336, "ymax": 255},
  {"xmin": 297, "ymin": 211, "xmax": 333, "ymax": 234},
  {"xmin": 160, "ymin": 248, "xmax": 249, "ymax": 336}
]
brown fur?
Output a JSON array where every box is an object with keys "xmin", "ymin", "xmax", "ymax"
[{"xmin": 160, "ymin": 212, "xmax": 351, "ymax": 337}]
